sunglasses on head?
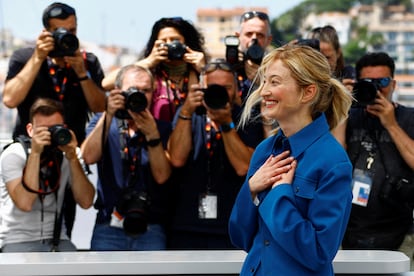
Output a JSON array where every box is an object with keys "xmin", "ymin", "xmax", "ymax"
[
  {"xmin": 47, "ymin": 5, "xmax": 75, "ymax": 19},
  {"xmin": 240, "ymin": 11, "xmax": 269, "ymax": 23},
  {"xmin": 203, "ymin": 61, "xmax": 232, "ymax": 73},
  {"xmin": 360, "ymin": 77, "xmax": 392, "ymax": 88}
]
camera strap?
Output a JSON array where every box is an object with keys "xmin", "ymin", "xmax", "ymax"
[
  {"xmin": 47, "ymin": 58, "xmax": 70, "ymax": 101},
  {"xmin": 160, "ymin": 67, "xmax": 189, "ymax": 118},
  {"xmin": 116, "ymin": 118, "xmax": 148, "ymax": 189},
  {"xmin": 47, "ymin": 50, "xmax": 89, "ymax": 101},
  {"xmin": 18, "ymin": 141, "xmax": 64, "ymax": 250}
]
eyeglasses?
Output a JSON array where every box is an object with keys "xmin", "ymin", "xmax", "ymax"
[
  {"xmin": 240, "ymin": 11, "xmax": 269, "ymax": 23},
  {"xmin": 203, "ymin": 61, "xmax": 232, "ymax": 73},
  {"xmin": 360, "ymin": 77, "xmax": 392, "ymax": 88}
]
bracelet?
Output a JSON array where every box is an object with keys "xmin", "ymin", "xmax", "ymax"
[
  {"xmin": 178, "ymin": 113, "xmax": 192, "ymax": 120},
  {"xmin": 147, "ymin": 138, "xmax": 161, "ymax": 147},
  {"xmin": 220, "ymin": 121, "xmax": 235, "ymax": 133}
]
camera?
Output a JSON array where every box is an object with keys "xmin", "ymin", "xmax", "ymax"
[
  {"xmin": 165, "ymin": 40, "xmax": 187, "ymax": 60},
  {"xmin": 116, "ymin": 189, "xmax": 150, "ymax": 236},
  {"xmin": 225, "ymin": 35, "xmax": 240, "ymax": 66},
  {"xmin": 115, "ymin": 87, "xmax": 148, "ymax": 119},
  {"xmin": 297, "ymin": 38, "xmax": 320, "ymax": 51},
  {"xmin": 245, "ymin": 38, "xmax": 265, "ymax": 65},
  {"xmin": 195, "ymin": 84, "xmax": 229, "ymax": 115},
  {"xmin": 352, "ymin": 79, "xmax": 378, "ymax": 107},
  {"xmin": 49, "ymin": 27, "xmax": 79, "ymax": 57},
  {"xmin": 48, "ymin": 124, "xmax": 71, "ymax": 146}
]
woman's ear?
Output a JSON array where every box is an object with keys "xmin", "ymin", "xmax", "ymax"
[{"xmin": 302, "ymin": 84, "xmax": 317, "ymax": 103}]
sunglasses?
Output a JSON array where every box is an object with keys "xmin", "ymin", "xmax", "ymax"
[
  {"xmin": 240, "ymin": 11, "xmax": 269, "ymax": 23},
  {"xmin": 359, "ymin": 77, "xmax": 392, "ymax": 88},
  {"xmin": 203, "ymin": 61, "xmax": 232, "ymax": 73},
  {"xmin": 47, "ymin": 5, "xmax": 76, "ymax": 19}
]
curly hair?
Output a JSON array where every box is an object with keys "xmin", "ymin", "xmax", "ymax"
[{"xmin": 140, "ymin": 17, "xmax": 208, "ymax": 59}]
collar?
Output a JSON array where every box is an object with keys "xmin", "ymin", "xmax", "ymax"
[{"xmin": 274, "ymin": 113, "xmax": 329, "ymax": 159}]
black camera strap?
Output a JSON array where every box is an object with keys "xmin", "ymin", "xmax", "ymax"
[{"xmin": 18, "ymin": 139, "xmax": 65, "ymax": 251}]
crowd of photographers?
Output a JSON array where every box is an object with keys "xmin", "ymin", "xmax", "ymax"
[{"xmin": 1, "ymin": 3, "xmax": 414, "ymax": 268}]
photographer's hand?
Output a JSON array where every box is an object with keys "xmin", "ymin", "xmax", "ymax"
[
  {"xmin": 64, "ymin": 49, "xmax": 88, "ymax": 78},
  {"xmin": 180, "ymin": 83, "xmax": 204, "ymax": 116},
  {"xmin": 206, "ymin": 103, "xmax": 232, "ymax": 126},
  {"xmin": 35, "ymin": 30, "xmax": 54, "ymax": 60},
  {"xmin": 30, "ymin": 126, "xmax": 51, "ymax": 155},
  {"xmin": 129, "ymin": 109, "xmax": 159, "ymax": 141},
  {"xmin": 58, "ymin": 129, "xmax": 78, "ymax": 159},
  {"xmin": 183, "ymin": 48, "xmax": 205, "ymax": 73},
  {"xmin": 137, "ymin": 40, "xmax": 167, "ymax": 69},
  {"xmin": 366, "ymin": 92, "xmax": 397, "ymax": 129},
  {"xmin": 106, "ymin": 89, "xmax": 125, "ymax": 117}
]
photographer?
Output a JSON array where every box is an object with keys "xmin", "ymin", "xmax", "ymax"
[
  {"xmin": 167, "ymin": 59, "xmax": 264, "ymax": 249},
  {"xmin": 334, "ymin": 52, "xmax": 414, "ymax": 258},
  {"xmin": 102, "ymin": 17, "xmax": 208, "ymax": 123},
  {"xmin": 229, "ymin": 11, "xmax": 273, "ymax": 101},
  {"xmin": 2, "ymin": 2, "xmax": 106, "ymax": 237},
  {"xmin": 0, "ymin": 98, "xmax": 95, "ymax": 252},
  {"xmin": 81, "ymin": 65, "xmax": 172, "ymax": 250}
]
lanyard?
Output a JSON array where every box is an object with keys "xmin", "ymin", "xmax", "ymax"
[{"xmin": 47, "ymin": 58, "xmax": 70, "ymax": 101}]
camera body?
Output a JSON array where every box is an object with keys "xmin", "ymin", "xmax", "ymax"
[
  {"xmin": 115, "ymin": 87, "xmax": 148, "ymax": 119},
  {"xmin": 352, "ymin": 79, "xmax": 378, "ymax": 107},
  {"xmin": 245, "ymin": 38, "xmax": 265, "ymax": 65},
  {"xmin": 116, "ymin": 189, "xmax": 150, "ymax": 236},
  {"xmin": 195, "ymin": 84, "xmax": 229, "ymax": 115},
  {"xmin": 49, "ymin": 27, "xmax": 79, "ymax": 57},
  {"xmin": 165, "ymin": 40, "xmax": 187, "ymax": 60},
  {"xmin": 225, "ymin": 35, "xmax": 240, "ymax": 66},
  {"xmin": 48, "ymin": 124, "xmax": 71, "ymax": 146},
  {"xmin": 297, "ymin": 38, "xmax": 320, "ymax": 51}
]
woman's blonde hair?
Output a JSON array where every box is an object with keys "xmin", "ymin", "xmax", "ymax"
[{"xmin": 240, "ymin": 45, "xmax": 352, "ymax": 130}]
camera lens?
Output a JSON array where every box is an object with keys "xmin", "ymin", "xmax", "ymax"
[
  {"xmin": 117, "ymin": 190, "xmax": 149, "ymax": 237},
  {"xmin": 203, "ymin": 84, "xmax": 229, "ymax": 110},
  {"xmin": 115, "ymin": 88, "xmax": 148, "ymax": 119},
  {"xmin": 125, "ymin": 91, "xmax": 148, "ymax": 113},
  {"xmin": 167, "ymin": 40, "xmax": 186, "ymax": 60},
  {"xmin": 49, "ymin": 125, "xmax": 71, "ymax": 146},
  {"xmin": 50, "ymin": 27, "xmax": 79, "ymax": 57},
  {"xmin": 352, "ymin": 80, "xmax": 378, "ymax": 106},
  {"xmin": 245, "ymin": 39, "xmax": 264, "ymax": 65}
]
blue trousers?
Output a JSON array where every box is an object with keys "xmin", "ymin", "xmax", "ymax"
[{"xmin": 90, "ymin": 223, "xmax": 166, "ymax": 251}]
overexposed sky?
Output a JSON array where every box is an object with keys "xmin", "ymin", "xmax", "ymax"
[{"xmin": 0, "ymin": 0, "xmax": 305, "ymax": 51}]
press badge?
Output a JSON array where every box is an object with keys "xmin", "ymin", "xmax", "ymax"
[
  {"xmin": 198, "ymin": 194, "xmax": 217, "ymax": 219},
  {"xmin": 351, "ymin": 169, "xmax": 373, "ymax": 207},
  {"xmin": 110, "ymin": 209, "xmax": 124, "ymax": 229}
]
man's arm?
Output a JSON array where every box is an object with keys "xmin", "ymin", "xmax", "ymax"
[
  {"xmin": 81, "ymin": 89, "xmax": 123, "ymax": 164},
  {"xmin": 6, "ymin": 151, "xmax": 41, "ymax": 212},
  {"xmin": 3, "ymin": 31, "xmax": 53, "ymax": 108},
  {"xmin": 64, "ymin": 51, "xmax": 106, "ymax": 112},
  {"xmin": 168, "ymin": 84, "xmax": 204, "ymax": 168},
  {"xmin": 64, "ymin": 148, "xmax": 95, "ymax": 209}
]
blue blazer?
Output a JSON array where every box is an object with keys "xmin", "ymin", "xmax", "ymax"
[{"xmin": 229, "ymin": 113, "xmax": 353, "ymax": 276}]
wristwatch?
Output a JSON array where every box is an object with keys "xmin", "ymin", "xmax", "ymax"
[
  {"xmin": 147, "ymin": 138, "xmax": 161, "ymax": 147},
  {"xmin": 220, "ymin": 121, "xmax": 235, "ymax": 133}
]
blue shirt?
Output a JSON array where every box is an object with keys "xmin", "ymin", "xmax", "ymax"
[
  {"xmin": 229, "ymin": 113, "xmax": 353, "ymax": 275},
  {"xmin": 86, "ymin": 113, "xmax": 172, "ymax": 225}
]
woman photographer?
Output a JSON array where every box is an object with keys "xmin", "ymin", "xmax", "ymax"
[{"xmin": 102, "ymin": 17, "xmax": 209, "ymax": 123}]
